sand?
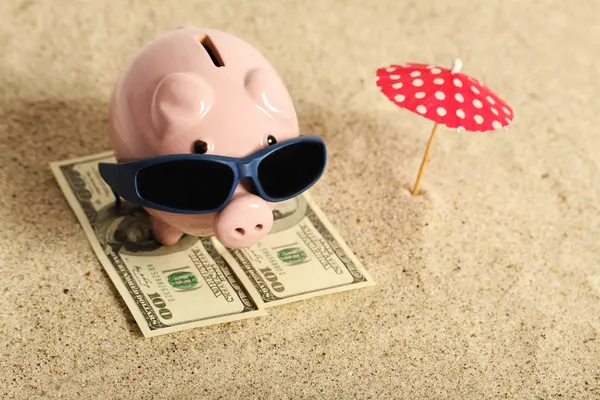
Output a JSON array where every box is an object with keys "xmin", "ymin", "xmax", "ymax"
[{"xmin": 1, "ymin": 0, "xmax": 599, "ymax": 398}]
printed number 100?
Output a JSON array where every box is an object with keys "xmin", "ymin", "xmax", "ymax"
[
  {"xmin": 148, "ymin": 293, "xmax": 173, "ymax": 319},
  {"xmin": 259, "ymin": 267, "xmax": 285, "ymax": 293}
]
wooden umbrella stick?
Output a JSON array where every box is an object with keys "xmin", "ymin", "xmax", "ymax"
[{"xmin": 412, "ymin": 122, "xmax": 439, "ymax": 195}]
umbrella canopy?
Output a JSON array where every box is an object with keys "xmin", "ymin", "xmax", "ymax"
[
  {"xmin": 375, "ymin": 59, "xmax": 515, "ymax": 195},
  {"xmin": 376, "ymin": 59, "xmax": 514, "ymax": 132}
]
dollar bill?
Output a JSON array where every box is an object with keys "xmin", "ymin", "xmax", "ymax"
[
  {"xmin": 213, "ymin": 192, "xmax": 376, "ymax": 307},
  {"xmin": 50, "ymin": 152, "xmax": 375, "ymax": 337}
]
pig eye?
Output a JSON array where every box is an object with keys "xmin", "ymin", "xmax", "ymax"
[
  {"xmin": 192, "ymin": 140, "xmax": 208, "ymax": 154},
  {"xmin": 266, "ymin": 135, "xmax": 277, "ymax": 146}
]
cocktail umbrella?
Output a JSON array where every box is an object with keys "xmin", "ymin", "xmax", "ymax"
[{"xmin": 376, "ymin": 59, "xmax": 514, "ymax": 195}]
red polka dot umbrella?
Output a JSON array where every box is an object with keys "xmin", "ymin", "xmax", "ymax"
[{"xmin": 376, "ymin": 59, "xmax": 514, "ymax": 195}]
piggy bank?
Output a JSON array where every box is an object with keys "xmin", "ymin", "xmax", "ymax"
[{"xmin": 98, "ymin": 27, "xmax": 327, "ymax": 249}]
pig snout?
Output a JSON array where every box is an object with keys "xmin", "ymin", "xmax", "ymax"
[{"xmin": 213, "ymin": 194, "xmax": 273, "ymax": 249}]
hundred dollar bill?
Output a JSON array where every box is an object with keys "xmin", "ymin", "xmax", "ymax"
[
  {"xmin": 50, "ymin": 151, "xmax": 375, "ymax": 336},
  {"xmin": 214, "ymin": 192, "xmax": 376, "ymax": 307},
  {"xmin": 50, "ymin": 152, "xmax": 267, "ymax": 337}
]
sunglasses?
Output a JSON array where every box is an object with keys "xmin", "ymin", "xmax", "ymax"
[{"xmin": 98, "ymin": 135, "xmax": 327, "ymax": 214}]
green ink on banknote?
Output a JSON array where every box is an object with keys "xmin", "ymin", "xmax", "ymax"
[
  {"xmin": 277, "ymin": 248, "xmax": 307, "ymax": 265},
  {"xmin": 168, "ymin": 272, "xmax": 199, "ymax": 290}
]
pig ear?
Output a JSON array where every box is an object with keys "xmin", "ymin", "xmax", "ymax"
[
  {"xmin": 151, "ymin": 72, "xmax": 214, "ymax": 139},
  {"xmin": 244, "ymin": 67, "xmax": 293, "ymax": 118}
]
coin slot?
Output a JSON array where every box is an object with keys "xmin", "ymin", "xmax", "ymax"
[{"xmin": 199, "ymin": 35, "xmax": 224, "ymax": 67}]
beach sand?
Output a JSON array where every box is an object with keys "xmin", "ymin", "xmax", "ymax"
[{"xmin": 0, "ymin": 0, "xmax": 598, "ymax": 398}]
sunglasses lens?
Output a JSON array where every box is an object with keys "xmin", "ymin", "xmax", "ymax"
[
  {"xmin": 257, "ymin": 141, "xmax": 325, "ymax": 199},
  {"xmin": 136, "ymin": 160, "xmax": 234, "ymax": 211}
]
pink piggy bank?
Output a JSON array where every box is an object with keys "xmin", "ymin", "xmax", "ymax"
[{"xmin": 99, "ymin": 27, "xmax": 327, "ymax": 249}]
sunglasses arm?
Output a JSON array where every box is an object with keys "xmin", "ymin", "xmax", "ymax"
[
  {"xmin": 98, "ymin": 162, "xmax": 130, "ymax": 209},
  {"xmin": 112, "ymin": 190, "xmax": 122, "ymax": 209}
]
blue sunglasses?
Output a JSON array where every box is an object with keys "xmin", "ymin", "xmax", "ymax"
[{"xmin": 98, "ymin": 135, "xmax": 327, "ymax": 214}]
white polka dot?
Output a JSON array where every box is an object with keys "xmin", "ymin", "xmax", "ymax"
[
  {"xmin": 456, "ymin": 109, "xmax": 465, "ymax": 119},
  {"xmin": 376, "ymin": 76, "xmax": 380, "ymax": 81},
  {"xmin": 505, "ymin": 117, "xmax": 511, "ymax": 123},
  {"xmin": 473, "ymin": 99, "xmax": 483, "ymax": 108},
  {"xmin": 453, "ymin": 78, "xmax": 463, "ymax": 87},
  {"xmin": 457, "ymin": 126, "xmax": 465, "ymax": 132},
  {"xmin": 437, "ymin": 107, "xmax": 447, "ymax": 116},
  {"xmin": 474, "ymin": 115, "xmax": 484, "ymax": 124},
  {"xmin": 430, "ymin": 68, "xmax": 442, "ymax": 74},
  {"xmin": 410, "ymin": 71, "xmax": 421, "ymax": 77},
  {"xmin": 413, "ymin": 78, "xmax": 423, "ymax": 87},
  {"xmin": 392, "ymin": 82, "xmax": 403, "ymax": 89},
  {"xmin": 415, "ymin": 92, "xmax": 426, "ymax": 99},
  {"xmin": 434, "ymin": 78, "xmax": 444, "ymax": 85},
  {"xmin": 386, "ymin": 67, "xmax": 396, "ymax": 72},
  {"xmin": 390, "ymin": 74, "xmax": 400, "ymax": 80},
  {"xmin": 417, "ymin": 105, "xmax": 427, "ymax": 114},
  {"xmin": 394, "ymin": 94, "xmax": 405, "ymax": 102},
  {"xmin": 492, "ymin": 121, "xmax": 502, "ymax": 129},
  {"xmin": 471, "ymin": 86, "xmax": 480, "ymax": 94},
  {"xmin": 502, "ymin": 107, "xmax": 511, "ymax": 115},
  {"xmin": 434, "ymin": 91, "xmax": 445, "ymax": 100},
  {"xmin": 491, "ymin": 107, "xmax": 499, "ymax": 115},
  {"xmin": 455, "ymin": 93, "xmax": 464, "ymax": 102},
  {"xmin": 486, "ymin": 96, "xmax": 495, "ymax": 104}
]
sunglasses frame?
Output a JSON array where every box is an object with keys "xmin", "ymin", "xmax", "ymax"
[{"xmin": 98, "ymin": 135, "xmax": 327, "ymax": 214}]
